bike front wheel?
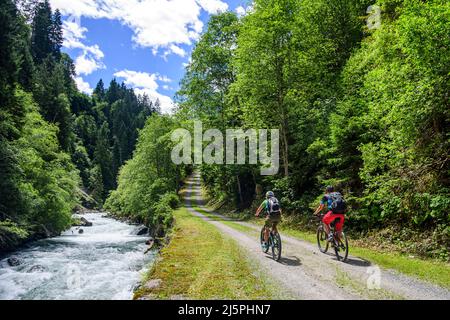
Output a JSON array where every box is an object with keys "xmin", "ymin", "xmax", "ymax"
[
  {"xmin": 271, "ymin": 233, "xmax": 282, "ymax": 262},
  {"xmin": 317, "ymin": 225, "xmax": 329, "ymax": 253}
]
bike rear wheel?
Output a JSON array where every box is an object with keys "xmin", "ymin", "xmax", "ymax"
[
  {"xmin": 271, "ymin": 233, "xmax": 282, "ymax": 261},
  {"xmin": 333, "ymin": 232, "xmax": 349, "ymax": 262},
  {"xmin": 317, "ymin": 224, "xmax": 329, "ymax": 253},
  {"xmin": 260, "ymin": 227, "xmax": 269, "ymax": 253}
]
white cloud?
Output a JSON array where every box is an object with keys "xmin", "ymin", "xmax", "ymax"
[
  {"xmin": 62, "ymin": 19, "xmax": 105, "ymax": 77},
  {"xmin": 50, "ymin": 0, "xmax": 105, "ymax": 18},
  {"xmin": 169, "ymin": 44, "xmax": 186, "ymax": 58},
  {"xmin": 114, "ymin": 70, "xmax": 159, "ymax": 91},
  {"xmin": 114, "ymin": 70, "xmax": 174, "ymax": 114},
  {"xmin": 182, "ymin": 57, "xmax": 193, "ymax": 68},
  {"xmin": 63, "ymin": 20, "xmax": 87, "ymax": 40},
  {"xmin": 235, "ymin": 4, "xmax": 254, "ymax": 17},
  {"xmin": 75, "ymin": 76, "xmax": 93, "ymax": 94},
  {"xmin": 62, "ymin": 20, "xmax": 104, "ymax": 58},
  {"xmin": 157, "ymin": 75, "xmax": 172, "ymax": 83},
  {"xmin": 196, "ymin": 0, "xmax": 228, "ymax": 14},
  {"xmin": 235, "ymin": 6, "xmax": 246, "ymax": 16},
  {"xmin": 50, "ymin": 0, "xmax": 228, "ymax": 57},
  {"xmin": 75, "ymin": 54, "xmax": 104, "ymax": 75}
]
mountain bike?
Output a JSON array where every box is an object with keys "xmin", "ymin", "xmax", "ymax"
[
  {"xmin": 316, "ymin": 214, "xmax": 349, "ymax": 262},
  {"xmin": 260, "ymin": 225, "xmax": 282, "ymax": 262}
]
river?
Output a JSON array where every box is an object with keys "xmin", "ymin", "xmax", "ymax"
[{"xmin": 0, "ymin": 212, "xmax": 155, "ymax": 300}]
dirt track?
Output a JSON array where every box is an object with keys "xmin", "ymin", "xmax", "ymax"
[{"xmin": 185, "ymin": 173, "xmax": 450, "ymax": 300}]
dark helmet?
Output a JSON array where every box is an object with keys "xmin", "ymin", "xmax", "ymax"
[
  {"xmin": 266, "ymin": 191, "xmax": 275, "ymax": 199},
  {"xmin": 326, "ymin": 186, "xmax": 334, "ymax": 193}
]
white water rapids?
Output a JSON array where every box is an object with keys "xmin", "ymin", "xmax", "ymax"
[{"xmin": 0, "ymin": 212, "xmax": 155, "ymax": 300}]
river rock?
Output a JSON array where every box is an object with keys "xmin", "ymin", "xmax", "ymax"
[
  {"xmin": 27, "ymin": 265, "xmax": 47, "ymax": 273},
  {"xmin": 80, "ymin": 217, "xmax": 93, "ymax": 227},
  {"xmin": 144, "ymin": 279, "xmax": 162, "ymax": 290},
  {"xmin": 78, "ymin": 229, "xmax": 84, "ymax": 234},
  {"xmin": 132, "ymin": 283, "xmax": 142, "ymax": 292},
  {"xmin": 7, "ymin": 257, "xmax": 22, "ymax": 267},
  {"xmin": 73, "ymin": 217, "xmax": 93, "ymax": 227},
  {"xmin": 134, "ymin": 226, "xmax": 149, "ymax": 236},
  {"xmin": 137, "ymin": 294, "xmax": 157, "ymax": 300}
]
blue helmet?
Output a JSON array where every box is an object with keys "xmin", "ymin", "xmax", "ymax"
[{"xmin": 266, "ymin": 191, "xmax": 275, "ymax": 199}]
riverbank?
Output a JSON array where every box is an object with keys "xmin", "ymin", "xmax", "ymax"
[
  {"xmin": 134, "ymin": 207, "xmax": 283, "ymax": 300},
  {"xmin": 0, "ymin": 222, "xmax": 55, "ymax": 258},
  {"xmin": 0, "ymin": 208, "xmax": 98, "ymax": 258}
]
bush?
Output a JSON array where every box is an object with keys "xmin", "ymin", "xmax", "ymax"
[
  {"xmin": 0, "ymin": 220, "xmax": 29, "ymax": 251},
  {"xmin": 159, "ymin": 192, "xmax": 181, "ymax": 209}
]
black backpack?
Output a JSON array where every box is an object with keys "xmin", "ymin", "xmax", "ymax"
[
  {"xmin": 268, "ymin": 197, "xmax": 281, "ymax": 215},
  {"xmin": 330, "ymin": 192, "xmax": 347, "ymax": 214}
]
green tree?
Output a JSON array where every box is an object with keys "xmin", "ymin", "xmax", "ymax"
[
  {"xmin": 105, "ymin": 115, "xmax": 186, "ymax": 236},
  {"xmin": 30, "ymin": 0, "xmax": 53, "ymax": 63},
  {"xmin": 72, "ymin": 141, "xmax": 92, "ymax": 188},
  {"xmin": 73, "ymin": 113, "xmax": 97, "ymax": 158},
  {"xmin": 93, "ymin": 79, "xmax": 106, "ymax": 101},
  {"xmin": 288, "ymin": 0, "xmax": 370, "ymax": 195},
  {"xmin": 231, "ymin": 0, "xmax": 302, "ymax": 177},
  {"xmin": 353, "ymin": 0, "xmax": 450, "ymax": 227},
  {"xmin": 94, "ymin": 121, "xmax": 115, "ymax": 198},
  {"xmin": 50, "ymin": 9, "xmax": 63, "ymax": 58},
  {"xmin": 33, "ymin": 58, "xmax": 75, "ymax": 151},
  {"xmin": 176, "ymin": 12, "xmax": 255, "ymax": 206},
  {"xmin": 177, "ymin": 12, "xmax": 239, "ymax": 126},
  {"xmin": 89, "ymin": 164, "xmax": 104, "ymax": 204},
  {"xmin": 0, "ymin": 0, "xmax": 30, "ymax": 221},
  {"xmin": 13, "ymin": 89, "xmax": 80, "ymax": 234}
]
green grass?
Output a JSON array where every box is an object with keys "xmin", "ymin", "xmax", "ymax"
[
  {"xmin": 195, "ymin": 206, "xmax": 450, "ymax": 289},
  {"xmin": 273, "ymin": 224, "xmax": 450, "ymax": 289},
  {"xmin": 134, "ymin": 207, "xmax": 283, "ymax": 300},
  {"xmin": 348, "ymin": 246, "xmax": 450, "ymax": 288},
  {"xmin": 334, "ymin": 268, "xmax": 403, "ymax": 300},
  {"xmin": 193, "ymin": 207, "xmax": 259, "ymax": 236}
]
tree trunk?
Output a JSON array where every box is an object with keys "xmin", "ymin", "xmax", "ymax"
[
  {"xmin": 236, "ymin": 174, "xmax": 244, "ymax": 205},
  {"xmin": 281, "ymin": 126, "xmax": 289, "ymax": 177}
]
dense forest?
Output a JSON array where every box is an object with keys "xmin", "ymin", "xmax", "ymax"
[
  {"xmin": 0, "ymin": 0, "xmax": 159, "ymax": 251},
  {"xmin": 1, "ymin": 0, "xmax": 449, "ymax": 261},
  {"xmin": 109, "ymin": 0, "xmax": 449, "ymax": 260}
]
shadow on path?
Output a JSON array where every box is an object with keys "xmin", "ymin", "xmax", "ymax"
[{"xmin": 264, "ymin": 255, "xmax": 302, "ymax": 267}]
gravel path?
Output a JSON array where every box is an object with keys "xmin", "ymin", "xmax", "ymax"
[{"xmin": 185, "ymin": 173, "xmax": 450, "ymax": 300}]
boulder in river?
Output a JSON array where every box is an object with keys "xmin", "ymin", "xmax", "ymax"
[
  {"xmin": 80, "ymin": 217, "xmax": 93, "ymax": 227},
  {"xmin": 78, "ymin": 229, "xmax": 84, "ymax": 234},
  {"xmin": 73, "ymin": 217, "xmax": 93, "ymax": 227},
  {"xmin": 7, "ymin": 257, "xmax": 22, "ymax": 267},
  {"xmin": 27, "ymin": 265, "xmax": 47, "ymax": 273},
  {"xmin": 134, "ymin": 226, "xmax": 149, "ymax": 236}
]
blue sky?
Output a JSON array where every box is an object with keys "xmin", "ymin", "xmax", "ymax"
[{"xmin": 49, "ymin": 0, "xmax": 251, "ymax": 113}]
